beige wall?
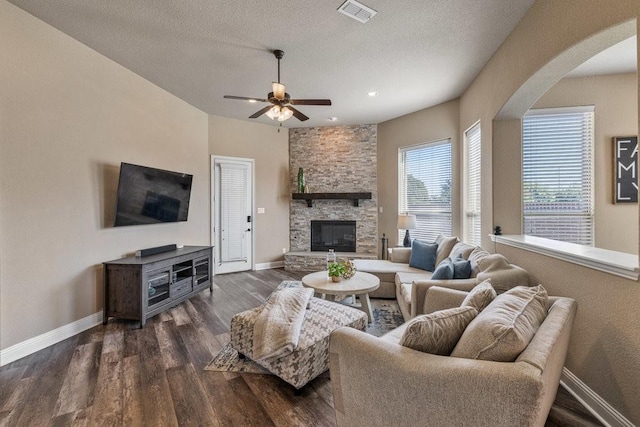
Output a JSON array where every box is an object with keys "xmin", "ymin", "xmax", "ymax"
[
  {"xmin": 532, "ymin": 73, "xmax": 638, "ymax": 254},
  {"xmin": 377, "ymin": 99, "xmax": 460, "ymax": 247},
  {"xmin": 0, "ymin": 2, "xmax": 210, "ymax": 349},
  {"xmin": 208, "ymin": 116, "xmax": 290, "ymax": 264},
  {"xmin": 459, "ymin": 1, "xmax": 640, "ymax": 422}
]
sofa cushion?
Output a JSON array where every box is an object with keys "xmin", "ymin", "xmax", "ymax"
[
  {"xmin": 409, "ymin": 239, "xmax": 438, "ymax": 271},
  {"xmin": 352, "ymin": 259, "xmax": 400, "ymax": 284},
  {"xmin": 476, "ymin": 254, "xmax": 531, "ymax": 293},
  {"xmin": 451, "ymin": 285, "xmax": 549, "ymax": 362},
  {"xmin": 395, "ymin": 271, "xmax": 433, "ymax": 288},
  {"xmin": 461, "ymin": 280, "xmax": 496, "ymax": 312},
  {"xmin": 468, "ymin": 247, "xmax": 490, "ymax": 278},
  {"xmin": 432, "ymin": 258, "xmax": 454, "ymax": 280},
  {"xmin": 435, "ymin": 235, "xmax": 459, "ymax": 266},
  {"xmin": 449, "ymin": 242, "xmax": 476, "ymax": 260},
  {"xmin": 452, "ymin": 257, "xmax": 472, "ymax": 279},
  {"xmin": 400, "ymin": 306, "xmax": 479, "ymax": 355}
]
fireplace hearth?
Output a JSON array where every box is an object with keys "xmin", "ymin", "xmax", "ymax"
[{"xmin": 311, "ymin": 220, "xmax": 356, "ymax": 252}]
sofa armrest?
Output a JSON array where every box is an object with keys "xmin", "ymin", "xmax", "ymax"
[
  {"xmin": 389, "ymin": 247, "xmax": 411, "ymax": 263},
  {"xmin": 329, "ymin": 327, "xmax": 545, "ymax": 427},
  {"xmin": 422, "ymin": 286, "xmax": 468, "ymax": 313},
  {"xmin": 411, "ymin": 279, "xmax": 477, "ymax": 318}
]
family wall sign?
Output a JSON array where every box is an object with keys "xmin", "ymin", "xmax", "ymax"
[{"xmin": 614, "ymin": 136, "xmax": 638, "ymax": 203}]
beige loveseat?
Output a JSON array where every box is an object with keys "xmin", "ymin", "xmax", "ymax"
[
  {"xmin": 355, "ymin": 236, "xmax": 533, "ymax": 320},
  {"xmin": 329, "ymin": 286, "xmax": 577, "ymax": 427}
]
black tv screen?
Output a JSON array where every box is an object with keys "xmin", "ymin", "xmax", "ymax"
[{"xmin": 114, "ymin": 162, "xmax": 193, "ymax": 226}]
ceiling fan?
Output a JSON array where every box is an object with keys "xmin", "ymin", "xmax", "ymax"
[{"xmin": 223, "ymin": 49, "xmax": 331, "ymax": 122}]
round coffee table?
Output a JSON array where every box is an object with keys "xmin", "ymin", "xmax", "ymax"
[{"xmin": 301, "ymin": 271, "xmax": 380, "ymax": 322}]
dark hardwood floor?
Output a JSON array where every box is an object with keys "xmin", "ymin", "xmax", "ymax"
[{"xmin": 0, "ymin": 268, "xmax": 601, "ymax": 426}]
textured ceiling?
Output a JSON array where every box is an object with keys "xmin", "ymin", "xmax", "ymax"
[{"xmin": 15, "ymin": 0, "xmax": 625, "ymax": 128}]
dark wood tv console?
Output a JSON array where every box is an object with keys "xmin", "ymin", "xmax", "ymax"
[{"xmin": 103, "ymin": 246, "xmax": 213, "ymax": 327}]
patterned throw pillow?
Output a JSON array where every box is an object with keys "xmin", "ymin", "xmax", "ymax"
[
  {"xmin": 432, "ymin": 257, "xmax": 454, "ymax": 280},
  {"xmin": 409, "ymin": 239, "xmax": 438, "ymax": 271},
  {"xmin": 400, "ymin": 306, "xmax": 479, "ymax": 355},
  {"xmin": 451, "ymin": 284, "xmax": 549, "ymax": 362},
  {"xmin": 460, "ymin": 280, "xmax": 496, "ymax": 312}
]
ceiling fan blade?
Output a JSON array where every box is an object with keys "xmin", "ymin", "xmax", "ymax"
[
  {"xmin": 288, "ymin": 106, "xmax": 309, "ymax": 121},
  {"xmin": 249, "ymin": 105, "xmax": 274, "ymax": 119},
  {"xmin": 289, "ymin": 99, "xmax": 332, "ymax": 106},
  {"xmin": 224, "ymin": 95, "xmax": 268, "ymax": 103}
]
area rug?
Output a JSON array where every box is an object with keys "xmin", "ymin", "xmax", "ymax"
[{"xmin": 204, "ymin": 281, "xmax": 404, "ymax": 373}]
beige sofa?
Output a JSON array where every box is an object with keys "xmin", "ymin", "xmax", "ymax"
[
  {"xmin": 355, "ymin": 237, "xmax": 533, "ymax": 320},
  {"xmin": 329, "ymin": 286, "xmax": 577, "ymax": 427}
]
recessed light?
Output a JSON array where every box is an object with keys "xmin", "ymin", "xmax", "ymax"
[
  {"xmin": 368, "ymin": 91, "xmax": 378, "ymax": 97},
  {"xmin": 248, "ymin": 99, "xmax": 257, "ymax": 103},
  {"xmin": 328, "ymin": 117, "xmax": 338, "ymax": 121}
]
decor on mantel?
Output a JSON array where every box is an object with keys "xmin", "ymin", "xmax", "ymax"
[
  {"xmin": 297, "ymin": 167, "xmax": 306, "ymax": 193},
  {"xmin": 292, "ymin": 192, "xmax": 372, "ymax": 207},
  {"xmin": 397, "ymin": 213, "xmax": 417, "ymax": 247}
]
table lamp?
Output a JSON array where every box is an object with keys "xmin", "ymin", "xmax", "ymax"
[{"xmin": 397, "ymin": 214, "xmax": 417, "ymax": 247}]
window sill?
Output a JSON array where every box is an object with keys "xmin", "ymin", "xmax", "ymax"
[{"xmin": 490, "ymin": 234, "xmax": 640, "ymax": 281}]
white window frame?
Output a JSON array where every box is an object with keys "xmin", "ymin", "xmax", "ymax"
[
  {"xmin": 398, "ymin": 139, "xmax": 452, "ymax": 244},
  {"xmin": 522, "ymin": 106, "xmax": 595, "ymax": 246},
  {"xmin": 464, "ymin": 121, "xmax": 481, "ymax": 246}
]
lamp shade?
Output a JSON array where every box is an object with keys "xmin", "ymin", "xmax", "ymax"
[{"xmin": 397, "ymin": 214, "xmax": 417, "ymax": 230}]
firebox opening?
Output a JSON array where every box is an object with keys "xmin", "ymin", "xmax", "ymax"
[{"xmin": 311, "ymin": 220, "xmax": 356, "ymax": 252}]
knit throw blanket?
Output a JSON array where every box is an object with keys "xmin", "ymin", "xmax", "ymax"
[{"xmin": 252, "ymin": 287, "xmax": 314, "ymax": 361}]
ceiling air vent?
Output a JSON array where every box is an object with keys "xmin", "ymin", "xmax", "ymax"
[{"xmin": 337, "ymin": 0, "xmax": 377, "ymax": 24}]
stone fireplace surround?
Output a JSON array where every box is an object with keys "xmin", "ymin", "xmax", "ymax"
[{"xmin": 285, "ymin": 125, "xmax": 378, "ymax": 272}]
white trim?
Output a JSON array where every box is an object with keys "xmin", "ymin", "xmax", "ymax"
[
  {"xmin": 561, "ymin": 368, "xmax": 634, "ymax": 427},
  {"xmin": 0, "ymin": 311, "xmax": 103, "ymax": 366},
  {"xmin": 254, "ymin": 260, "xmax": 284, "ymax": 271},
  {"xmin": 490, "ymin": 234, "xmax": 639, "ymax": 280},
  {"xmin": 525, "ymin": 105, "xmax": 595, "ymax": 116}
]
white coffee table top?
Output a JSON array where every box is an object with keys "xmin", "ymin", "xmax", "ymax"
[{"xmin": 301, "ymin": 271, "xmax": 380, "ymax": 296}]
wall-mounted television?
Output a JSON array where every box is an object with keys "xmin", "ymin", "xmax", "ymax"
[{"xmin": 114, "ymin": 162, "xmax": 193, "ymax": 227}]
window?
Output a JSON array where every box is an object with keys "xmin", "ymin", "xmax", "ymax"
[
  {"xmin": 522, "ymin": 107, "xmax": 594, "ymax": 245},
  {"xmin": 464, "ymin": 122, "xmax": 481, "ymax": 245},
  {"xmin": 398, "ymin": 139, "xmax": 452, "ymax": 243}
]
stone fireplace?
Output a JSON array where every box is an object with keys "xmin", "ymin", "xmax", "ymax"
[{"xmin": 285, "ymin": 125, "xmax": 378, "ymax": 271}]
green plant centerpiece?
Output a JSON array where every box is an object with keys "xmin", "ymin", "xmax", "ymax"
[{"xmin": 328, "ymin": 259, "xmax": 356, "ymax": 282}]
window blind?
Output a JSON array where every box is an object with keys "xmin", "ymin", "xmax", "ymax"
[
  {"xmin": 522, "ymin": 107, "xmax": 594, "ymax": 245},
  {"xmin": 398, "ymin": 140, "xmax": 452, "ymax": 242},
  {"xmin": 464, "ymin": 122, "xmax": 481, "ymax": 245}
]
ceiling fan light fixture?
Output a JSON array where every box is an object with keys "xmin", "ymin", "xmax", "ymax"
[
  {"xmin": 272, "ymin": 82, "xmax": 286, "ymax": 100},
  {"xmin": 265, "ymin": 105, "xmax": 281, "ymax": 120},
  {"xmin": 278, "ymin": 107, "xmax": 294, "ymax": 122}
]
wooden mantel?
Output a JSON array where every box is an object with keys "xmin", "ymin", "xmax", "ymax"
[{"xmin": 292, "ymin": 192, "xmax": 372, "ymax": 207}]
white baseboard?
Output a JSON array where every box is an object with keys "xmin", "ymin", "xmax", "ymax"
[
  {"xmin": 0, "ymin": 311, "xmax": 103, "ymax": 366},
  {"xmin": 255, "ymin": 260, "xmax": 284, "ymax": 270},
  {"xmin": 560, "ymin": 368, "xmax": 634, "ymax": 427}
]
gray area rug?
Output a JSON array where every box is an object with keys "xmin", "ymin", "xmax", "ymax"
[{"xmin": 204, "ymin": 280, "xmax": 404, "ymax": 373}]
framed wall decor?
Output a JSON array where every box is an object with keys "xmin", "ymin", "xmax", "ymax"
[{"xmin": 613, "ymin": 136, "xmax": 638, "ymax": 203}]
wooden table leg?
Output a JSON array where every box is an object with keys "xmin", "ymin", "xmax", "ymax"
[{"xmin": 359, "ymin": 293, "xmax": 374, "ymax": 323}]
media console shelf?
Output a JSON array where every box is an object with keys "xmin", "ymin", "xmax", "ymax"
[
  {"xmin": 103, "ymin": 246, "xmax": 212, "ymax": 327},
  {"xmin": 292, "ymin": 192, "xmax": 372, "ymax": 207}
]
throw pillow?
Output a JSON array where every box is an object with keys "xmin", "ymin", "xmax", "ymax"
[
  {"xmin": 451, "ymin": 284, "xmax": 549, "ymax": 362},
  {"xmin": 449, "ymin": 242, "xmax": 476, "ymax": 260},
  {"xmin": 476, "ymin": 254, "xmax": 532, "ymax": 293},
  {"xmin": 467, "ymin": 247, "xmax": 490, "ymax": 277},
  {"xmin": 400, "ymin": 306, "xmax": 479, "ymax": 355},
  {"xmin": 434, "ymin": 234, "xmax": 459, "ymax": 266},
  {"xmin": 452, "ymin": 257, "xmax": 472, "ymax": 279},
  {"xmin": 431, "ymin": 257, "xmax": 454, "ymax": 280},
  {"xmin": 460, "ymin": 280, "xmax": 496, "ymax": 312},
  {"xmin": 409, "ymin": 239, "xmax": 438, "ymax": 271}
]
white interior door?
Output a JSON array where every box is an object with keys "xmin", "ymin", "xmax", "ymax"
[{"xmin": 212, "ymin": 156, "xmax": 253, "ymax": 274}]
